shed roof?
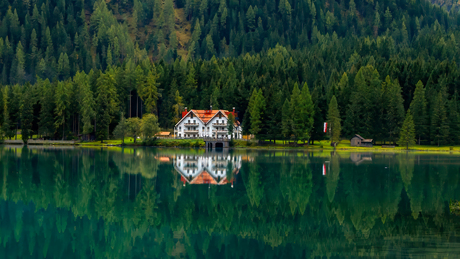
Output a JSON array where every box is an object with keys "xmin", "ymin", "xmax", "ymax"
[{"xmin": 352, "ymin": 134, "xmax": 373, "ymax": 142}]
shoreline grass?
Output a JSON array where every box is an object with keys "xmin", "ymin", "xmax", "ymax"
[{"xmin": 3, "ymin": 138, "xmax": 460, "ymax": 153}]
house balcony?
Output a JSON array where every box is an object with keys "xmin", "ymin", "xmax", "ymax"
[
  {"xmin": 184, "ymin": 129, "xmax": 199, "ymax": 133},
  {"xmin": 184, "ymin": 122, "xmax": 199, "ymax": 126},
  {"xmin": 213, "ymin": 122, "xmax": 227, "ymax": 126},
  {"xmin": 215, "ymin": 129, "xmax": 228, "ymax": 133}
]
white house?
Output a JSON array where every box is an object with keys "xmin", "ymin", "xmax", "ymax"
[
  {"xmin": 173, "ymin": 153, "xmax": 242, "ymax": 186},
  {"xmin": 174, "ymin": 107, "xmax": 242, "ymax": 139}
]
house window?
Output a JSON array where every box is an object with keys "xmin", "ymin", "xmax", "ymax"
[
  {"xmin": 194, "ymin": 120, "xmax": 196, "ymax": 123},
  {"xmin": 202, "ymin": 127, "xmax": 204, "ymax": 130},
  {"xmin": 179, "ymin": 134, "xmax": 181, "ymax": 137},
  {"xmin": 179, "ymin": 127, "xmax": 181, "ymax": 130},
  {"xmin": 219, "ymin": 113, "xmax": 222, "ymax": 119},
  {"xmin": 191, "ymin": 113, "xmax": 194, "ymax": 118}
]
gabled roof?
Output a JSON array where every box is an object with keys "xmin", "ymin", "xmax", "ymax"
[
  {"xmin": 352, "ymin": 134, "xmax": 373, "ymax": 142},
  {"xmin": 175, "ymin": 109, "xmax": 236, "ymax": 127}
]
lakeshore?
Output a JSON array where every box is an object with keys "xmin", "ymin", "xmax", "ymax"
[{"xmin": 3, "ymin": 138, "xmax": 460, "ymax": 153}]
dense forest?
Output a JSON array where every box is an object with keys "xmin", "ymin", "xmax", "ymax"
[
  {"xmin": 0, "ymin": 147, "xmax": 459, "ymax": 257},
  {"xmin": 1, "ymin": 0, "xmax": 460, "ymax": 144}
]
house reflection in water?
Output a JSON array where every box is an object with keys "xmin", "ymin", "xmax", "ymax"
[{"xmin": 174, "ymin": 153, "xmax": 242, "ymax": 187}]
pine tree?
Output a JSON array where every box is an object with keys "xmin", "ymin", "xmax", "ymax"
[
  {"xmin": 114, "ymin": 114, "xmax": 128, "ymax": 144},
  {"xmin": 171, "ymin": 90, "xmax": 184, "ymax": 125},
  {"xmin": 250, "ymin": 89, "xmax": 265, "ymax": 138},
  {"xmin": 281, "ymin": 98, "xmax": 291, "ymax": 142},
  {"xmin": 38, "ymin": 79, "xmax": 55, "ymax": 138},
  {"xmin": 448, "ymin": 93, "xmax": 460, "ymax": 144},
  {"xmin": 20, "ymin": 84, "xmax": 35, "ymax": 143},
  {"xmin": 409, "ymin": 80, "xmax": 428, "ymax": 144},
  {"xmin": 54, "ymin": 81, "xmax": 69, "ymax": 140},
  {"xmin": 430, "ymin": 92, "xmax": 449, "ymax": 146},
  {"xmin": 289, "ymin": 83, "xmax": 305, "ymax": 142},
  {"xmin": 95, "ymin": 71, "xmax": 118, "ymax": 142},
  {"xmin": 399, "ymin": 110, "xmax": 416, "ymax": 149},
  {"xmin": 327, "ymin": 95, "xmax": 341, "ymax": 144},
  {"xmin": 76, "ymin": 72, "xmax": 95, "ymax": 138},
  {"xmin": 301, "ymin": 83, "xmax": 315, "ymax": 143},
  {"xmin": 138, "ymin": 70, "xmax": 159, "ymax": 114},
  {"xmin": 383, "ymin": 76, "xmax": 405, "ymax": 144},
  {"xmin": 1, "ymin": 87, "xmax": 13, "ymax": 139},
  {"xmin": 15, "ymin": 41, "xmax": 25, "ymax": 84}
]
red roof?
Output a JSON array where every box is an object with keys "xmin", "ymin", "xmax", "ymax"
[{"xmin": 179, "ymin": 109, "xmax": 237, "ymax": 125}]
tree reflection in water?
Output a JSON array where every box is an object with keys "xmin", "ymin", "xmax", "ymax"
[{"xmin": 1, "ymin": 146, "xmax": 460, "ymax": 258}]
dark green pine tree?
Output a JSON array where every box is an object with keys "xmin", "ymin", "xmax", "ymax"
[
  {"xmin": 448, "ymin": 92, "xmax": 460, "ymax": 145},
  {"xmin": 281, "ymin": 98, "xmax": 291, "ymax": 143},
  {"xmin": 409, "ymin": 80, "xmax": 428, "ymax": 145},
  {"xmin": 398, "ymin": 109, "xmax": 416, "ymax": 149},
  {"xmin": 430, "ymin": 92, "xmax": 449, "ymax": 146},
  {"xmin": 1, "ymin": 86, "xmax": 14, "ymax": 139},
  {"xmin": 301, "ymin": 83, "xmax": 315, "ymax": 144},
  {"xmin": 95, "ymin": 71, "xmax": 118, "ymax": 142},
  {"xmin": 249, "ymin": 89, "xmax": 265, "ymax": 139},
  {"xmin": 327, "ymin": 95, "xmax": 341, "ymax": 144},
  {"xmin": 20, "ymin": 83, "xmax": 35, "ymax": 143},
  {"xmin": 38, "ymin": 79, "xmax": 55, "ymax": 138}
]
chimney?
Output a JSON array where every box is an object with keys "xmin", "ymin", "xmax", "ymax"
[
  {"xmin": 233, "ymin": 107, "xmax": 235, "ymax": 113},
  {"xmin": 181, "ymin": 107, "xmax": 188, "ymax": 118},
  {"xmin": 210, "ymin": 105, "xmax": 212, "ymax": 111}
]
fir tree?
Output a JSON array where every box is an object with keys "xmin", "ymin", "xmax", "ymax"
[
  {"xmin": 430, "ymin": 92, "xmax": 449, "ymax": 146},
  {"xmin": 398, "ymin": 109, "xmax": 416, "ymax": 149},
  {"xmin": 1, "ymin": 87, "xmax": 13, "ymax": 139},
  {"xmin": 327, "ymin": 95, "xmax": 341, "ymax": 144},
  {"xmin": 138, "ymin": 70, "xmax": 159, "ymax": 115},
  {"xmin": 409, "ymin": 80, "xmax": 427, "ymax": 144},
  {"xmin": 20, "ymin": 84, "xmax": 35, "ymax": 143},
  {"xmin": 249, "ymin": 89, "xmax": 265, "ymax": 139},
  {"xmin": 281, "ymin": 98, "xmax": 291, "ymax": 142}
]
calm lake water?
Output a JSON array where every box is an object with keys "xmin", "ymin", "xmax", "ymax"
[{"xmin": 1, "ymin": 146, "xmax": 460, "ymax": 258}]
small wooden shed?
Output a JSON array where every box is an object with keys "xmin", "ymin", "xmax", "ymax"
[{"xmin": 350, "ymin": 134, "xmax": 373, "ymax": 147}]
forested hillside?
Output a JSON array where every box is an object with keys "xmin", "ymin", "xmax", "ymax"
[{"xmin": 1, "ymin": 0, "xmax": 460, "ymax": 145}]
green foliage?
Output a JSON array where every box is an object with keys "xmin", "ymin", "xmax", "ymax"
[
  {"xmin": 409, "ymin": 81, "xmax": 427, "ymax": 144},
  {"xmin": 430, "ymin": 92, "xmax": 449, "ymax": 146},
  {"xmin": 249, "ymin": 89, "xmax": 265, "ymax": 138},
  {"xmin": 398, "ymin": 110, "xmax": 416, "ymax": 149},
  {"xmin": 113, "ymin": 113, "xmax": 128, "ymax": 144},
  {"xmin": 127, "ymin": 117, "xmax": 142, "ymax": 143},
  {"xmin": 327, "ymin": 96, "xmax": 341, "ymax": 143},
  {"xmin": 141, "ymin": 113, "xmax": 160, "ymax": 140}
]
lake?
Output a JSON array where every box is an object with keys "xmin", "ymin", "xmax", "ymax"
[{"xmin": 1, "ymin": 146, "xmax": 460, "ymax": 258}]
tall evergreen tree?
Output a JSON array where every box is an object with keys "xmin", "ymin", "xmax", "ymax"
[
  {"xmin": 281, "ymin": 98, "xmax": 291, "ymax": 142},
  {"xmin": 95, "ymin": 71, "xmax": 118, "ymax": 141},
  {"xmin": 398, "ymin": 109, "xmax": 416, "ymax": 149},
  {"xmin": 54, "ymin": 81, "xmax": 69, "ymax": 140},
  {"xmin": 249, "ymin": 89, "xmax": 265, "ymax": 139},
  {"xmin": 1, "ymin": 86, "xmax": 13, "ymax": 139},
  {"xmin": 20, "ymin": 84, "xmax": 35, "ymax": 143},
  {"xmin": 327, "ymin": 95, "xmax": 341, "ymax": 144},
  {"xmin": 430, "ymin": 92, "xmax": 449, "ymax": 146},
  {"xmin": 409, "ymin": 80, "xmax": 428, "ymax": 144}
]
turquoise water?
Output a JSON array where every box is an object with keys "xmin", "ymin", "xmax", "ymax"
[{"xmin": 1, "ymin": 146, "xmax": 460, "ymax": 258}]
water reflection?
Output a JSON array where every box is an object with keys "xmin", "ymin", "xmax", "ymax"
[
  {"xmin": 174, "ymin": 153, "xmax": 241, "ymax": 186},
  {"xmin": 0, "ymin": 146, "xmax": 460, "ymax": 258}
]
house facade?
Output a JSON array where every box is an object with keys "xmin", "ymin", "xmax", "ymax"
[{"xmin": 174, "ymin": 107, "xmax": 242, "ymax": 139}]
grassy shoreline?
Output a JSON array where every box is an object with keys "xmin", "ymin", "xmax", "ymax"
[{"xmin": 3, "ymin": 138, "xmax": 460, "ymax": 153}]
